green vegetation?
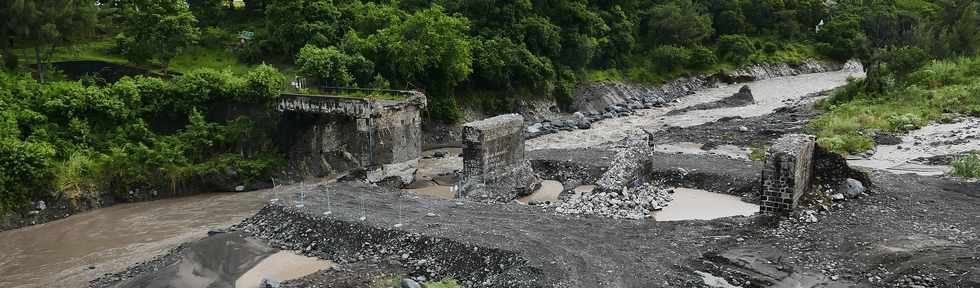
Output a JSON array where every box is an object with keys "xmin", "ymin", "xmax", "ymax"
[
  {"xmin": 804, "ymin": 0, "xmax": 979, "ymax": 154},
  {"xmin": 371, "ymin": 276, "xmax": 461, "ymax": 288},
  {"xmin": 0, "ymin": 65, "xmax": 286, "ymax": 214},
  {"xmin": 952, "ymin": 152, "xmax": 980, "ymax": 178},
  {"xmin": 749, "ymin": 144, "xmax": 770, "ymax": 161},
  {"xmin": 810, "ymin": 56, "xmax": 980, "ymax": 153},
  {"xmin": 4, "ymin": 0, "xmax": 847, "ymax": 122},
  {"xmin": 1, "ymin": 0, "xmax": 976, "ymax": 212}
]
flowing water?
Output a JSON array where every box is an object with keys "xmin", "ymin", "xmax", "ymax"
[
  {"xmin": 0, "ymin": 190, "xmax": 278, "ymax": 288},
  {"xmin": 527, "ymin": 68, "xmax": 864, "ymax": 151},
  {"xmin": 848, "ymin": 117, "xmax": 980, "ymax": 176}
]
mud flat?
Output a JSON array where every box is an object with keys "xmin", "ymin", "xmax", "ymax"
[{"xmin": 850, "ymin": 117, "xmax": 980, "ymax": 176}]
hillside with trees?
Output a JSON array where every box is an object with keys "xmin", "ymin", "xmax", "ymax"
[{"xmin": 1, "ymin": 0, "xmax": 978, "ymax": 215}]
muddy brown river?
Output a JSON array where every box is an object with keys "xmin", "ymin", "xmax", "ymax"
[{"xmin": 0, "ymin": 190, "xmax": 278, "ymax": 288}]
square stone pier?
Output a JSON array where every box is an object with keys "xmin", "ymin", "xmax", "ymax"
[
  {"xmin": 761, "ymin": 134, "xmax": 815, "ymax": 214},
  {"xmin": 459, "ymin": 114, "xmax": 536, "ymax": 201}
]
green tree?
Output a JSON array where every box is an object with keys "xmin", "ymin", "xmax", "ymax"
[
  {"xmin": 295, "ymin": 44, "xmax": 360, "ymax": 87},
  {"xmin": 121, "ymin": 0, "xmax": 200, "ymax": 75},
  {"xmin": 264, "ymin": 0, "xmax": 342, "ymax": 55},
  {"xmin": 187, "ymin": 0, "xmax": 225, "ymax": 25},
  {"xmin": 3, "ymin": 0, "xmax": 99, "ymax": 82},
  {"xmin": 371, "ymin": 5, "xmax": 473, "ymax": 93},
  {"xmin": 717, "ymin": 34, "xmax": 757, "ymax": 64},
  {"xmin": 642, "ymin": 0, "xmax": 714, "ymax": 47},
  {"xmin": 815, "ymin": 14, "xmax": 868, "ymax": 61}
]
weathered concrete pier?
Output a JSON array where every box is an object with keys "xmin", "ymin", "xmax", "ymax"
[
  {"xmin": 276, "ymin": 89, "xmax": 426, "ymax": 184},
  {"xmin": 458, "ymin": 114, "xmax": 537, "ymax": 200}
]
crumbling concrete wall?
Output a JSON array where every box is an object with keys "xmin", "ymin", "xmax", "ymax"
[
  {"xmin": 761, "ymin": 134, "xmax": 815, "ymax": 214},
  {"xmin": 459, "ymin": 114, "xmax": 536, "ymax": 200},
  {"xmin": 277, "ymin": 92, "xmax": 425, "ymax": 184}
]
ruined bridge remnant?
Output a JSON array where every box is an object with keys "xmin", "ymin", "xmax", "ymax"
[
  {"xmin": 277, "ymin": 89, "xmax": 426, "ymax": 184},
  {"xmin": 459, "ymin": 114, "xmax": 537, "ymax": 201},
  {"xmin": 761, "ymin": 134, "xmax": 816, "ymax": 214}
]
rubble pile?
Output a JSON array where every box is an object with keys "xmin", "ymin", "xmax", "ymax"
[{"xmin": 555, "ymin": 183, "xmax": 673, "ymax": 219}]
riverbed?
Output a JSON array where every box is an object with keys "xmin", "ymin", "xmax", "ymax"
[
  {"xmin": 526, "ymin": 68, "xmax": 864, "ymax": 151},
  {"xmin": 0, "ymin": 68, "xmax": 864, "ymax": 288}
]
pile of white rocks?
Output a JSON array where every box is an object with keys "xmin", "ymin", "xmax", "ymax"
[{"xmin": 555, "ymin": 183, "xmax": 673, "ymax": 219}]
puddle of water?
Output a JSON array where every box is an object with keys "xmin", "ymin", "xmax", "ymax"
[
  {"xmin": 518, "ymin": 180, "xmax": 564, "ymax": 204},
  {"xmin": 527, "ymin": 69, "xmax": 863, "ymax": 151},
  {"xmin": 849, "ymin": 118, "xmax": 980, "ymax": 175},
  {"xmin": 652, "ymin": 188, "xmax": 759, "ymax": 221},
  {"xmin": 404, "ymin": 185, "xmax": 456, "ymax": 200},
  {"xmin": 404, "ymin": 148, "xmax": 462, "ymax": 199},
  {"xmin": 235, "ymin": 251, "xmax": 336, "ymax": 288}
]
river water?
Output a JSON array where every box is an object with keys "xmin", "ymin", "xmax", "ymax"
[
  {"xmin": 0, "ymin": 190, "xmax": 278, "ymax": 288},
  {"xmin": 526, "ymin": 68, "xmax": 864, "ymax": 151},
  {"xmin": 1, "ymin": 68, "xmax": 864, "ymax": 288}
]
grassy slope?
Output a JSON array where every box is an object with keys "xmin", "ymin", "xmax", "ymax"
[
  {"xmin": 12, "ymin": 39, "xmax": 253, "ymax": 75},
  {"xmin": 809, "ymin": 57, "xmax": 980, "ymax": 154}
]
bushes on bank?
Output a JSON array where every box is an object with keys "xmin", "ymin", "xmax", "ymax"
[
  {"xmin": 952, "ymin": 152, "xmax": 980, "ymax": 178},
  {"xmin": 811, "ymin": 57, "xmax": 980, "ymax": 154},
  {"xmin": 0, "ymin": 66, "xmax": 286, "ymax": 214}
]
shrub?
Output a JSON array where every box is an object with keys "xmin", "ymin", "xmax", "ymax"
[
  {"xmin": 427, "ymin": 97, "xmax": 464, "ymax": 123},
  {"xmin": 295, "ymin": 44, "xmax": 357, "ymax": 86},
  {"xmin": 749, "ymin": 144, "xmax": 769, "ymax": 161},
  {"xmin": 650, "ymin": 45, "xmax": 691, "ymax": 72},
  {"xmin": 717, "ymin": 34, "xmax": 756, "ymax": 64},
  {"xmin": 0, "ymin": 139, "xmax": 56, "ymax": 213},
  {"xmin": 886, "ymin": 113, "xmax": 922, "ymax": 132},
  {"xmin": 952, "ymin": 152, "xmax": 980, "ymax": 178},
  {"xmin": 241, "ymin": 64, "xmax": 285, "ymax": 103},
  {"xmin": 689, "ymin": 46, "xmax": 718, "ymax": 69},
  {"xmin": 200, "ymin": 27, "xmax": 234, "ymax": 48},
  {"xmin": 235, "ymin": 43, "xmax": 263, "ymax": 64}
]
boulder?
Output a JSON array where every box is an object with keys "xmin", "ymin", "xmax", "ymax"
[
  {"xmin": 401, "ymin": 279, "xmax": 422, "ymax": 288},
  {"xmin": 841, "ymin": 178, "xmax": 865, "ymax": 198}
]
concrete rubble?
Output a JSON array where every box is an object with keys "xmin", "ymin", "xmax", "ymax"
[{"xmin": 553, "ymin": 134, "xmax": 674, "ymax": 219}]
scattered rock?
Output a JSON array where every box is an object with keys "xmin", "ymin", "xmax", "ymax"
[
  {"xmin": 401, "ymin": 278, "xmax": 422, "ymax": 288},
  {"xmin": 260, "ymin": 278, "xmax": 281, "ymax": 288},
  {"xmin": 841, "ymin": 178, "xmax": 864, "ymax": 198},
  {"xmin": 874, "ymin": 132, "xmax": 903, "ymax": 145}
]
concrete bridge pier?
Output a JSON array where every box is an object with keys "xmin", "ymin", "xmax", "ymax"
[{"xmin": 276, "ymin": 91, "xmax": 426, "ymax": 185}]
